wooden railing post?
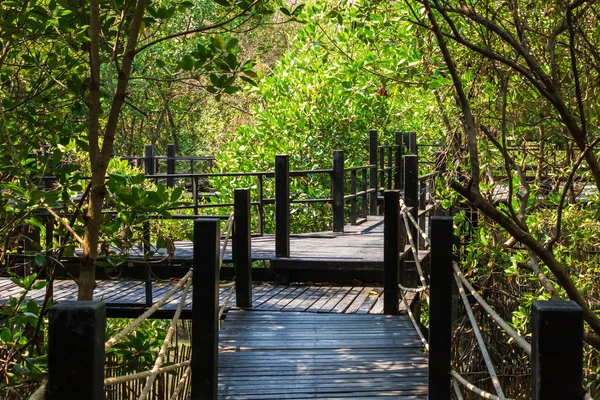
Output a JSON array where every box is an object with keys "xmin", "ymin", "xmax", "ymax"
[
  {"xmin": 142, "ymin": 220, "xmax": 153, "ymax": 307},
  {"xmin": 47, "ymin": 302, "xmax": 105, "ymax": 400},
  {"xmin": 419, "ymin": 180, "xmax": 427, "ymax": 250},
  {"xmin": 234, "ymin": 188, "xmax": 252, "ymax": 308},
  {"xmin": 369, "ymin": 129, "xmax": 378, "ymax": 215},
  {"xmin": 192, "ymin": 218, "xmax": 220, "ymax": 400},
  {"xmin": 275, "ymin": 155, "xmax": 290, "ymax": 257},
  {"xmin": 167, "ymin": 143, "xmax": 176, "ymax": 187},
  {"xmin": 404, "ymin": 155, "xmax": 419, "ymax": 244},
  {"xmin": 404, "ymin": 131, "xmax": 417, "ymax": 155},
  {"xmin": 429, "ymin": 216, "xmax": 453, "ymax": 400},
  {"xmin": 332, "ymin": 150, "xmax": 345, "ymax": 232},
  {"xmin": 384, "ymin": 190, "xmax": 400, "ymax": 315},
  {"xmin": 144, "ymin": 144, "xmax": 154, "ymax": 176},
  {"xmin": 394, "ymin": 131, "xmax": 403, "ymax": 190},
  {"xmin": 532, "ymin": 300, "xmax": 584, "ymax": 400}
]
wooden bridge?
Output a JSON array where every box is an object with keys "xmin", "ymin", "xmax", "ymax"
[{"xmin": 10, "ymin": 131, "xmax": 588, "ymax": 400}]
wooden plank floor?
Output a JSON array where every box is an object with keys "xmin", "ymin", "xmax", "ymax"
[
  {"xmin": 99, "ymin": 216, "xmax": 390, "ymax": 262},
  {"xmin": 0, "ymin": 279, "xmax": 415, "ymax": 314},
  {"xmin": 218, "ymin": 310, "xmax": 428, "ymax": 399}
]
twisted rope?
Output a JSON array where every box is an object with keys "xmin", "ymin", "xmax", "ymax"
[
  {"xmin": 451, "ymin": 370, "xmax": 514, "ymax": 400},
  {"xmin": 453, "ymin": 263, "xmax": 531, "ymax": 355},
  {"xmin": 454, "ymin": 272, "xmax": 507, "ymax": 400},
  {"xmin": 104, "ymin": 361, "xmax": 190, "ymax": 386},
  {"xmin": 401, "ymin": 211, "xmax": 430, "ymax": 304},
  {"xmin": 399, "ymin": 289, "xmax": 429, "ymax": 350},
  {"xmin": 168, "ymin": 365, "xmax": 191, "ymax": 400},
  {"xmin": 138, "ymin": 276, "xmax": 192, "ymax": 400},
  {"xmin": 219, "ymin": 213, "xmax": 234, "ymax": 268},
  {"xmin": 399, "ymin": 197, "xmax": 431, "ymax": 247},
  {"xmin": 105, "ymin": 270, "xmax": 193, "ymax": 350}
]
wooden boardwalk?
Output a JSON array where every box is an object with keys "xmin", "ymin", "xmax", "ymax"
[
  {"xmin": 0, "ymin": 279, "xmax": 414, "ymax": 315},
  {"xmin": 107, "ymin": 216, "xmax": 389, "ymax": 264},
  {"xmin": 219, "ymin": 310, "xmax": 427, "ymax": 399}
]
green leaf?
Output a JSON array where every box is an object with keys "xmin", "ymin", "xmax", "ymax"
[
  {"xmin": 1, "ymin": 328, "xmax": 12, "ymax": 343},
  {"xmin": 171, "ymin": 187, "xmax": 183, "ymax": 201},
  {"xmin": 181, "ymin": 55, "xmax": 194, "ymax": 71},
  {"xmin": 225, "ymin": 38, "xmax": 239, "ymax": 51},
  {"xmin": 34, "ymin": 254, "xmax": 46, "ymax": 267}
]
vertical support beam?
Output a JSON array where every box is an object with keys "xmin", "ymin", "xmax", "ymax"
[
  {"xmin": 167, "ymin": 143, "xmax": 176, "ymax": 188},
  {"xmin": 404, "ymin": 131, "xmax": 417, "ymax": 155},
  {"xmin": 47, "ymin": 302, "xmax": 105, "ymax": 400},
  {"xmin": 369, "ymin": 129, "xmax": 378, "ymax": 215},
  {"xmin": 192, "ymin": 176, "xmax": 199, "ymax": 215},
  {"xmin": 234, "ymin": 189, "xmax": 252, "ymax": 308},
  {"xmin": 142, "ymin": 220, "xmax": 152, "ymax": 307},
  {"xmin": 419, "ymin": 180, "xmax": 427, "ymax": 250},
  {"xmin": 361, "ymin": 169, "xmax": 368, "ymax": 219},
  {"xmin": 332, "ymin": 150, "xmax": 345, "ymax": 232},
  {"xmin": 383, "ymin": 190, "xmax": 400, "ymax": 315},
  {"xmin": 191, "ymin": 219, "xmax": 220, "ymax": 400},
  {"xmin": 404, "ymin": 155, "xmax": 419, "ymax": 252},
  {"xmin": 257, "ymin": 175, "xmax": 264, "ymax": 236},
  {"xmin": 394, "ymin": 131, "xmax": 403, "ymax": 190},
  {"xmin": 379, "ymin": 147, "xmax": 385, "ymax": 192},
  {"xmin": 428, "ymin": 217, "xmax": 453, "ymax": 400},
  {"xmin": 387, "ymin": 147, "xmax": 393, "ymax": 190},
  {"xmin": 350, "ymin": 169, "xmax": 357, "ymax": 225},
  {"xmin": 532, "ymin": 301, "xmax": 584, "ymax": 400},
  {"xmin": 144, "ymin": 144, "xmax": 154, "ymax": 176},
  {"xmin": 275, "ymin": 155, "xmax": 290, "ymax": 257}
]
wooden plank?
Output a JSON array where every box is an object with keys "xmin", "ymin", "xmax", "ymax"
[
  {"xmin": 218, "ymin": 310, "xmax": 427, "ymax": 399},
  {"xmin": 355, "ymin": 287, "xmax": 382, "ymax": 314},
  {"xmin": 316, "ymin": 286, "xmax": 352, "ymax": 313}
]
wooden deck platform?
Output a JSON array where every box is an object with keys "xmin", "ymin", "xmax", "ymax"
[
  {"xmin": 218, "ymin": 310, "xmax": 427, "ymax": 399},
  {"xmin": 124, "ymin": 216, "xmax": 390, "ymax": 264},
  {"xmin": 0, "ymin": 279, "xmax": 415, "ymax": 315}
]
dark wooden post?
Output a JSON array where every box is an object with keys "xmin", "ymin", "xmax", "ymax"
[
  {"xmin": 234, "ymin": 189, "xmax": 252, "ymax": 308},
  {"xmin": 428, "ymin": 217, "xmax": 453, "ymax": 400},
  {"xmin": 379, "ymin": 147, "xmax": 385, "ymax": 191},
  {"xmin": 332, "ymin": 150, "xmax": 345, "ymax": 232},
  {"xmin": 394, "ymin": 131, "xmax": 403, "ymax": 190},
  {"xmin": 419, "ymin": 180, "xmax": 427, "ymax": 250},
  {"xmin": 167, "ymin": 143, "xmax": 176, "ymax": 187},
  {"xmin": 142, "ymin": 220, "xmax": 153, "ymax": 307},
  {"xmin": 144, "ymin": 144, "xmax": 154, "ymax": 176},
  {"xmin": 531, "ymin": 301, "xmax": 584, "ymax": 400},
  {"xmin": 404, "ymin": 155, "xmax": 419, "ymax": 250},
  {"xmin": 47, "ymin": 302, "xmax": 105, "ymax": 400},
  {"xmin": 384, "ymin": 190, "xmax": 400, "ymax": 315},
  {"xmin": 275, "ymin": 155, "xmax": 290, "ymax": 257},
  {"xmin": 369, "ymin": 129, "xmax": 378, "ymax": 215},
  {"xmin": 361, "ymin": 169, "xmax": 368, "ymax": 219},
  {"xmin": 192, "ymin": 218, "xmax": 220, "ymax": 400},
  {"xmin": 257, "ymin": 175, "xmax": 264, "ymax": 236},
  {"xmin": 404, "ymin": 131, "xmax": 417, "ymax": 155},
  {"xmin": 350, "ymin": 169, "xmax": 357, "ymax": 225}
]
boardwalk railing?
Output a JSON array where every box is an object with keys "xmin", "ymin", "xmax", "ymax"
[
  {"xmin": 32, "ymin": 191, "xmax": 253, "ymax": 399},
  {"xmin": 383, "ymin": 197, "xmax": 588, "ymax": 399}
]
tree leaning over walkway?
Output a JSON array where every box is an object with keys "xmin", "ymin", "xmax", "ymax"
[{"xmin": 409, "ymin": 0, "xmax": 600, "ymax": 348}]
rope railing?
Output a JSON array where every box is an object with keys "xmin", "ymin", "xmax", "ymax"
[
  {"xmin": 394, "ymin": 202, "xmax": 517, "ymax": 400},
  {"xmin": 454, "ymin": 270, "xmax": 507, "ymax": 399},
  {"xmin": 138, "ymin": 276, "xmax": 192, "ymax": 400},
  {"xmin": 452, "ymin": 262, "xmax": 531, "ymax": 355},
  {"xmin": 105, "ymin": 270, "xmax": 192, "ymax": 350},
  {"xmin": 400, "ymin": 209, "xmax": 430, "ymax": 304},
  {"xmin": 98, "ymin": 214, "xmax": 236, "ymax": 399},
  {"xmin": 399, "ymin": 197, "xmax": 431, "ymax": 247}
]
